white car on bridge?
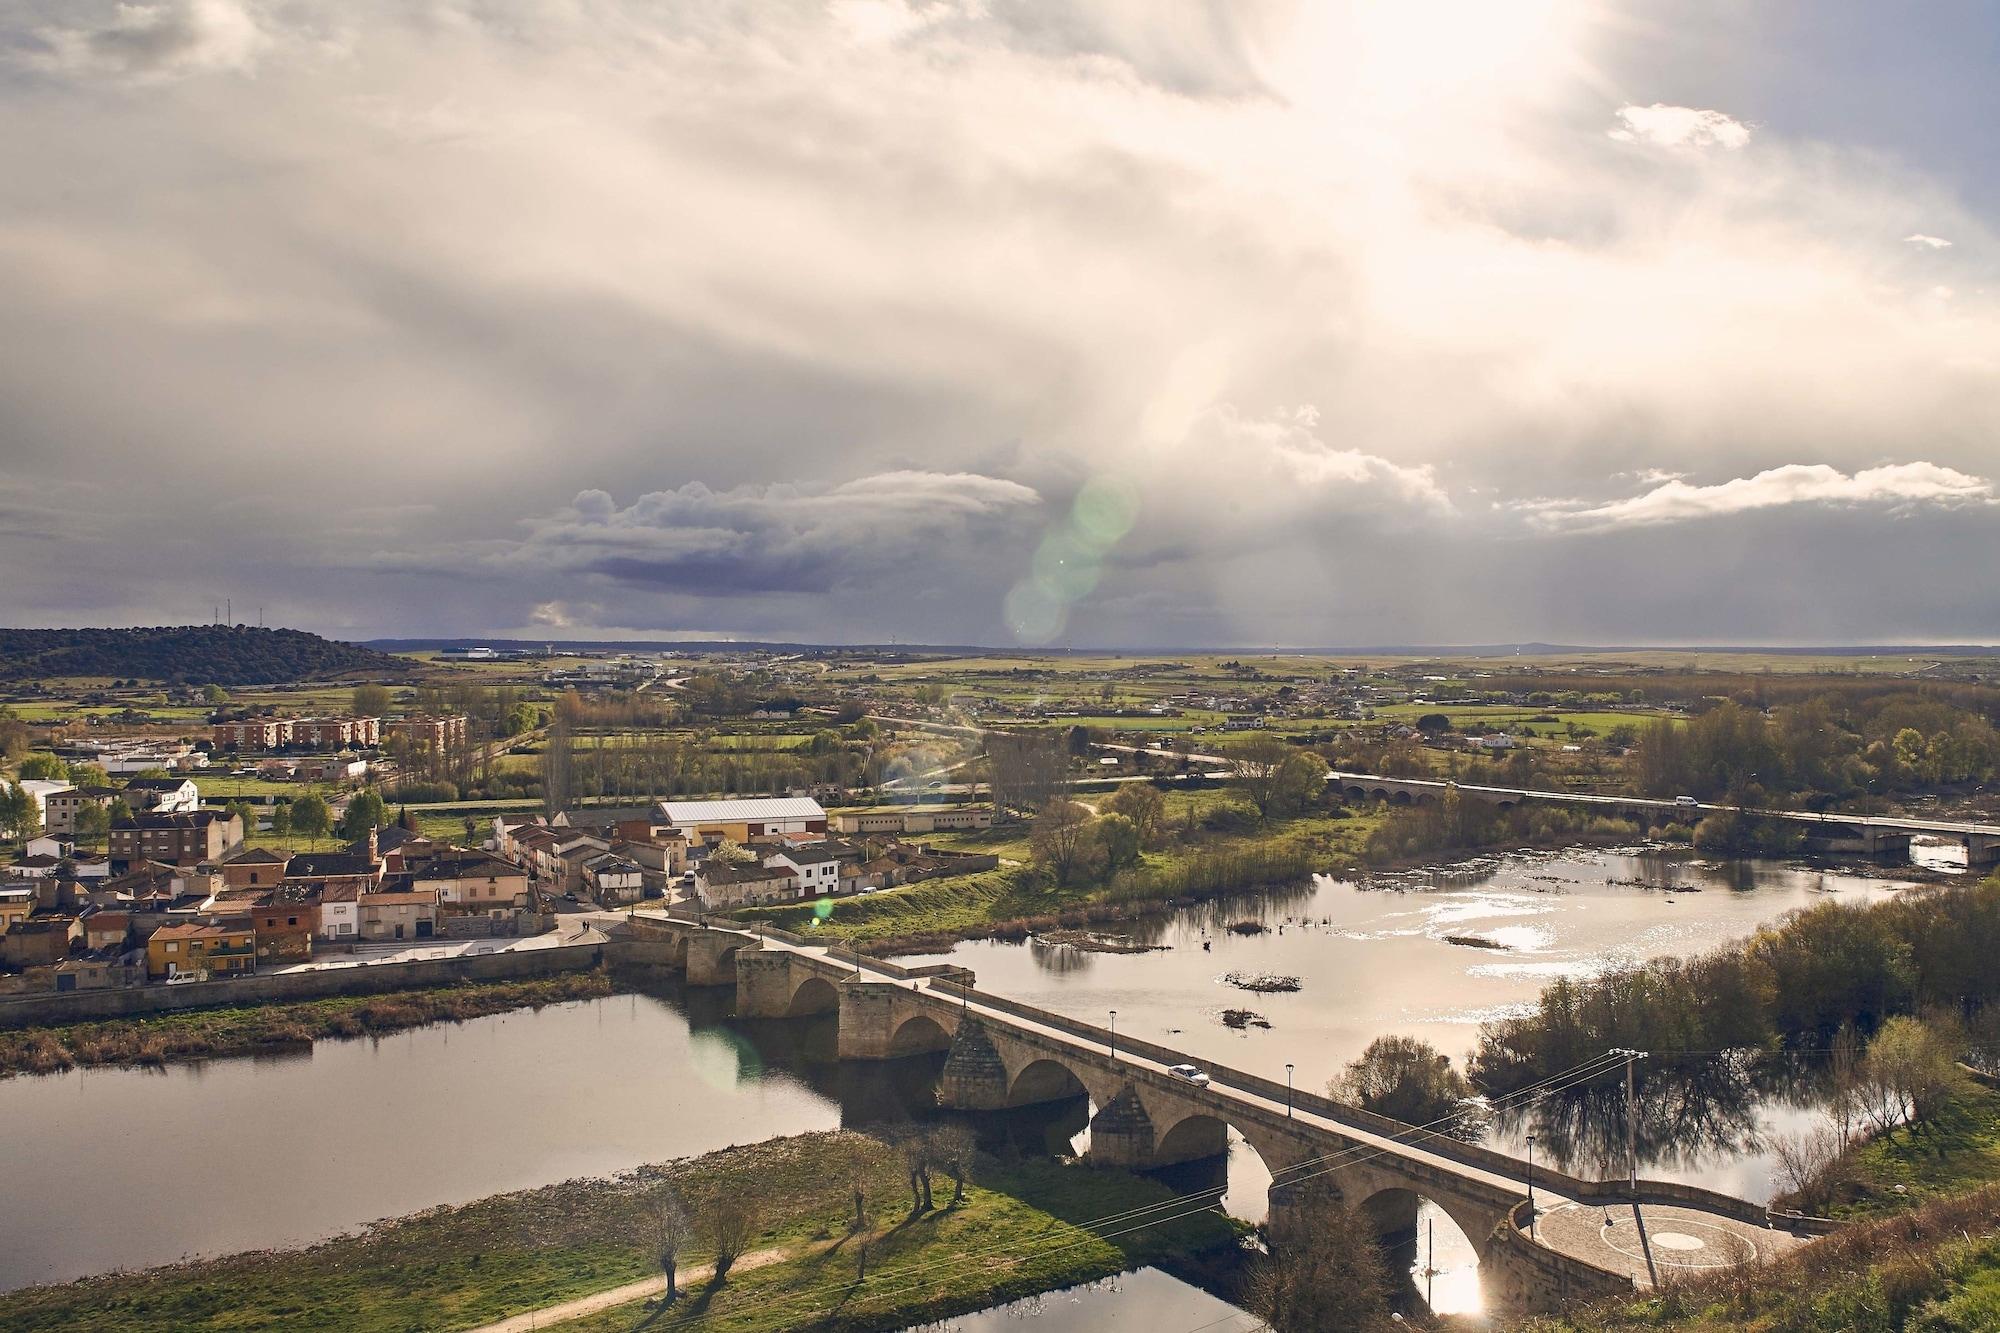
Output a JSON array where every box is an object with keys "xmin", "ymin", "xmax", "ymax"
[{"xmin": 1167, "ymin": 1063, "xmax": 1212, "ymax": 1087}]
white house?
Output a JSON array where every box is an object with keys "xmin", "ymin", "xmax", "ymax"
[
  {"xmin": 762, "ymin": 842, "xmax": 844, "ymax": 899},
  {"xmin": 583, "ymin": 852, "xmax": 646, "ymax": 905},
  {"xmin": 121, "ymin": 777, "xmax": 201, "ymax": 814},
  {"xmin": 17, "ymin": 779, "xmax": 74, "ymax": 825},
  {"xmin": 317, "ymin": 883, "xmax": 362, "ymax": 940}
]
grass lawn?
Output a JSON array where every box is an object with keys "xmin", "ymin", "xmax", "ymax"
[
  {"xmin": 0, "ymin": 1133, "xmax": 1239, "ymax": 1333},
  {"xmin": 1827, "ymin": 1083, "xmax": 2000, "ymax": 1219}
]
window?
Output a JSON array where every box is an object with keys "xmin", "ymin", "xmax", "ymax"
[{"xmin": 165, "ymin": 941, "xmax": 178, "ymax": 953}]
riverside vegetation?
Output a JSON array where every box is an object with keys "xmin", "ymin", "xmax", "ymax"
[
  {"xmin": 0, "ymin": 1130, "xmax": 1241, "ymax": 1333},
  {"xmin": 0, "ymin": 972, "xmax": 620, "ymax": 1077}
]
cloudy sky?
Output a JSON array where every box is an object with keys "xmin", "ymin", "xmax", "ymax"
[{"xmin": 2, "ymin": 1, "xmax": 1996, "ymax": 647}]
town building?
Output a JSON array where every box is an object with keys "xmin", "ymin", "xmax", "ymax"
[
  {"xmin": 385, "ymin": 715, "xmax": 468, "ymax": 750},
  {"xmin": 43, "ymin": 785, "xmax": 121, "ymax": 835},
  {"xmin": 212, "ymin": 718, "xmax": 294, "ymax": 750},
  {"xmin": 657, "ymin": 796, "xmax": 827, "ymax": 843},
  {"xmin": 220, "ymin": 847, "xmax": 291, "ymax": 890},
  {"xmin": 16, "ymin": 779, "xmax": 74, "ymax": 826},
  {"xmin": 108, "ymin": 810, "xmax": 242, "ymax": 871},
  {"xmin": 146, "ymin": 921, "xmax": 255, "ymax": 979},
  {"xmin": 583, "ymin": 852, "xmax": 646, "ymax": 905},
  {"xmin": 121, "ymin": 776, "xmax": 201, "ymax": 815},
  {"xmin": 831, "ymin": 806, "xmax": 994, "ymax": 836},
  {"xmin": 290, "ymin": 717, "xmax": 381, "ymax": 749},
  {"xmin": 1, "ymin": 917, "xmax": 79, "ymax": 968},
  {"xmin": 357, "ymin": 889, "xmax": 436, "ymax": 941},
  {"xmin": 692, "ymin": 861, "xmax": 794, "ymax": 909},
  {"xmin": 250, "ymin": 900, "xmax": 316, "ymax": 963}
]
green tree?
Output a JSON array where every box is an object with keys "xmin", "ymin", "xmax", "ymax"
[
  {"xmin": 225, "ymin": 801, "xmax": 261, "ymax": 838},
  {"xmin": 336, "ymin": 789, "xmax": 387, "ymax": 841},
  {"xmin": 269, "ymin": 801, "xmax": 293, "ymax": 845},
  {"xmin": 201, "ymin": 684, "xmax": 229, "ymax": 704},
  {"xmin": 1090, "ymin": 812, "xmax": 1142, "ymax": 872},
  {"xmin": 352, "ymin": 683, "xmax": 393, "ymax": 717},
  {"xmin": 289, "ymin": 793, "xmax": 331, "ymax": 846},
  {"xmin": 1103, "ymin": 782, "xmax": 1166, "ymax": 848},
  {"xmin": 16, "ymin": 753, "xmax": 68, "ymax": 782},
  {"xmin": 73, "ymin": 801, "xmax": 112, "ymax": 847},
  {"xmin": 0, "ymin": 783, "xmax": 36, "ymax": 839},
  {"xmin": 1335, "ymin": 1035, "xmax": 1476, "ymax": 1135},
  {"xmin": 68, "ymin": 763, "xmax": 111, "ymax": 789}
]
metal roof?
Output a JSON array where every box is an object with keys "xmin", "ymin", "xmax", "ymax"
[{"xmin": 657, "ymin": 796, "xmax": 826, "ymax": 825}]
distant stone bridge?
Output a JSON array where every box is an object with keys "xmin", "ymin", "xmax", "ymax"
[
  {"xmin": 1330, "ymin": 771, "xmax": 2000, "ymax": 869},
  {"xmin": 615, "ymin": 913, "xmax": 1822, "ymax": 1317}
]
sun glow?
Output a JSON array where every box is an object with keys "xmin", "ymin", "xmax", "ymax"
[{"xmin": 1255, "ymin": 0, "xmax": 1590, "ymax": 118}]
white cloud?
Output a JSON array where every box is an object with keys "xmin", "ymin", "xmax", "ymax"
[
  {"xmin": 1528, "ymin": 462, "xmax": 1994, "ymax": 533},
  {"xmin": 1904, "ymin": 234, "xmax": 1954, "ymax": 249},
  {"xmin": 23, "ymin": 0, "xmax": 270, "ymax": 81},
  {"xmin": 1608, "ymin": 103, "xmax": 1752, "ymax": 150}
]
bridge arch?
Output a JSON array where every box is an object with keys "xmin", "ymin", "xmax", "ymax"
[
  {"xmin": 787, "ymin": 974, "xmax": 840, "ymax": 1017},
  {"xmin": 1007, "ymin": 1057, "xmax": 1091, "ymax": 1107},
  {"xmin": 885, "ymin": 1011, "xmax": 952, "ymax": 1057}
]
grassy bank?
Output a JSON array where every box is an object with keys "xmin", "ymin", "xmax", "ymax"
[
  {"xmin": 1797, "ymin": 1083, "xmax": 2000, "ymax": 1222},
  {"xmin": 0, "ymin": 1131, "xmax": 1241, "ymax": 1333},
  {"xmin": 0, "ymin": 971, "xmax": 621, "ymax": 1077},
  {"xmin": 1529, "ymin": 1183, "xmax": 2000, "ymax": 1332},
  {"xmin": 736, "ymin": 794, "xmax": 1378, "ymax": 954}
]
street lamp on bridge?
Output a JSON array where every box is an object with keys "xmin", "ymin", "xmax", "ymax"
[{"xmin": 1108, "ymin": 1010, "xmax": 1117, "ymax": 1058}]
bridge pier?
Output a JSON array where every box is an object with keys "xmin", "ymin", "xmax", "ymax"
[
  {"xmin": 937, "ymin": 1016, "xmax": 1011, "ymax": 1109},
  {"xmin": 1086, "ymin": 1083, "xmax": 1158, "ymax": 1167},
  {"xmin": 1968, "ymin": 834, "xmax": 2000, "ymax": 871},
  {"xmin": 687, "ymin": 932, "xmax": 753, "ymax": 986},
  {"xmin": 733, "ymin": 950, "xmax": 795, "ymax": 1017},
  {"xmin": 1361, "ymin": 1187, "xmax": 1422, "ymax": 1254}
]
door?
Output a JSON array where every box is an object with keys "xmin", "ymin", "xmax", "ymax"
[
  {"xmin": 394, "ymin": 924, "xmax": 405, "ymax": 940},
  {"xmin": 56, "ymin": 973, "xmax": 75, "ymax": 992},
  {"xmin": 415, "ymin": 920, "xmax": 433, "ymax": 938}
]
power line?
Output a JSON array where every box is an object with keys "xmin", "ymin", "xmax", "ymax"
[{"xmin": 655, "ymin": 1050, "xmax": 1633, "ymax": 1330}]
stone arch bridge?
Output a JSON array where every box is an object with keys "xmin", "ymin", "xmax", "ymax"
[{"xmin": 615, "ymin": 914, "xmax": 1820, "ymax": 1317}]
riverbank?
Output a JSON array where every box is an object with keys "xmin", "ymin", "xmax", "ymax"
[
  {"xmin": 0, "ymin": 970, "xmax": 621, "ymax": 1077},
  {"xmin": 0, "ymin": 1131, "xmax": 1242, "ymax": 1333},
  {"xmin": 734, "ymin": 793, "xmax": 1379, "ymax": 955},
  {"xmin": 1529, "ymin": 1091, "xmax": 2000, "ymax": 1333}
]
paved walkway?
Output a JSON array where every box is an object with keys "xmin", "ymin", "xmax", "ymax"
[{"xmin": 468, "ymin": 1246, "xmax": 789, "ymax": 1333}]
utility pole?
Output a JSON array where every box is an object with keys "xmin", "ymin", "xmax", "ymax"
[{"xmin": 1612, "ymin": 1048, "xmax": 1648, "ymax": 1195}]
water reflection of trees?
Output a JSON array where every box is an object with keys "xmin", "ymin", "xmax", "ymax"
[{"xmin": 1491, "ymin": 1051, "xmax": 1832, "ymax": 1179}]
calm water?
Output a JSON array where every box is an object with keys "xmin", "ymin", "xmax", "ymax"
[
  {"xmin": 0, "ymin": 845, "xmax": 1932, "ymax": 1316},
  {"xmin": 906, "ymin": 1267, "xmax": 1251, "ymax": 1332}
]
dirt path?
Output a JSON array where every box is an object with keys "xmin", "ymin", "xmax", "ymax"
[{"xmin": 466, "ymin": 1246, "xmax": 791, "ymax": 1333}]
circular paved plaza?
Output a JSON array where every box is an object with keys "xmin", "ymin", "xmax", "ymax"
[{"xmin": 1532, "ymin": 1199, "xmax": 1809, "ymax": 1286}]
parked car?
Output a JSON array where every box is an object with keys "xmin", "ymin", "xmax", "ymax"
[{"xmin": 1167, "ymin": 1063, "xmax": 1211, "ymax": 1088}]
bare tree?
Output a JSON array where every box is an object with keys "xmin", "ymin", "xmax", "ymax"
[
  {"xmin": 931, "ymin": 1122, "xmax": 978, "ymax": 1209},
  {"xmin": 541, "ymin": 707, "xmax": 573, "ymax": 818},
  {"xmin": 986, "ymin": 730, "xmax": 1069, "ymax": 818},
  {"xmin": 647, "ymin": 1184, "xmax": 695, "ymax": 1304},
  {"xmin": 1769, "ymin": 1127, "xmax": 1847, "ymax": 1215},
  {"xmin": 704, "ymin": 1197, "xmax": 757, "ymax": 1283},
  {"xmin": 892, "ymin": 1126, "xmax": 935, "ymax": 1214},
  {"xmin": 1243, "ymin": 1185, "xmax": 1394, "ymax": 1333},
  {"xmin": 1031, "ymin": 799, "xmax": 1097, "ymax": 886}
]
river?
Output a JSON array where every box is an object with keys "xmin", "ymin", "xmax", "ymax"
[{"xmin": 0, "ymin": 845, "xmax": 1936, "ymax": 1315}]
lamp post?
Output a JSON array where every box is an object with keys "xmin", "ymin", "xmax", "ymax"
[
  {"xmin": 1108, "ymin": 1009, "xmax": 1117, "ymax": 1058},
  {"xmin": 1525, "ymin": 1133, "xmax": 1537, "ymax": 1239},
  {"xmin": 1285, "ymin": 1063, "xmax": 1295, "ymax": 1119}
]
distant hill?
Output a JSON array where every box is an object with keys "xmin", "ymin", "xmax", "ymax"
[{"xmin": 0, "ymin": 626, "xmax": 407, "ymax": 686}]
